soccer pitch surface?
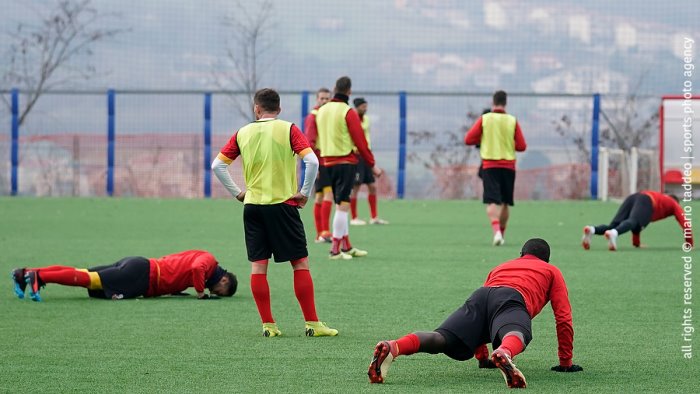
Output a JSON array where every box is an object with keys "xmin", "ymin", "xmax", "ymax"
[{"xmin": 1, "ymin": 198, "xmax": 697, "ymax": 393}]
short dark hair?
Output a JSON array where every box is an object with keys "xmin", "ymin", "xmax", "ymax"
[
  {"xmin": 353, "ymin": 97, "xmax": 367, "ymax": 107},
  {"xmin": 521, "ymin": 238, "xmax": 550, "ymax": 262},
  {"xmin": 222, "ymin": 272, "xmax": 238, "ymax": 297},
  {"xmin": 254, "ymin": 88, "xmax": 280, "ymax": 112},
  {"xmin": 317, "ymin": 87, "xmax": 330, "ymax": 97},
  {"xmin": 335, "ymin": 76, "xmax": 352, "ymax": 94},
  {"xmin": 493, "ymin": 90, "xmax": 507, "ymax": 106}
]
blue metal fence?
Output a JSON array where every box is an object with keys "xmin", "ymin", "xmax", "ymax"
[{"xmin": 4, "ymin": 89, "xmax": 603, "ymax": 199}]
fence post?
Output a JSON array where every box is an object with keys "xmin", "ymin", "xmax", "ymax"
[
  {"xmin": 590, "ymin": 93, "xmax": 600, "ymax": 200},
  {"xmin": 203, "ymin": 93, "xmax": 212, "ymax": 198},
  {"xmin": 107, "ymin": 89, "xmax": 115, "ymax": 197},
  {"xmin": 397, "ymin": 91, "xmax": 407, "ymax": 199},
  {"xmin": 10, "ymin": 88, "xmax": 19, "ymax": 196},
  {"xmin": 299, "ymin": 90, "xmax": 309, "ymax": 188},
  {"xmin": 658, "ymin": 103, "xmax": 665, "ymax": 192}
]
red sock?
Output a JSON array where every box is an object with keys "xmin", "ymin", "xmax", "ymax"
[
  {"xmin": 368, "ymin": 194, "xmax": 378, "ymax": 219},
  {"xmin": 500, "ymin": 225, "xmax": 506, "ymax": 237},
  {"xmin": 292, "ymin": 268, "xmax": 318, "ymax": 322},
  {"xmin": 350, "ymin": 197, "xmax": 358, "ymax": 219},
  {"xmin": 313, "ymin": 203, "xmax": 323, "ymax": 237},
  {"xmin": 341, "ymin": 235, "xmax": 353, "ymax": 251},
  {"xmin": 474, "ymin": 344, "xmax": 489, "ymax": 361},
  {"xmin": 632, "ymin": 232, "xmax": 640, "ymax": 247},
  {"xmin": 499, "ymin": 335, "xmax": 524, "ymax": 358},
  {"xmin": 390, "ymin": 333, "xmax": 420, "ymax": 356},
  {"xmin": 491, "ymin": 220, "xmax": 501, "ymax": 235},
  {"xmin": 250, "ymin": 274, "xmax": 274, "ymax": 323},
  {"xmin": 37, "ymin": 268, "xmax": 90, "ymax": 287},
  {"xmin": 331, "ymin": 238, "xmax": 341, "ymax": 255},
  {"xmin": 321, "ymin": 201, "xmax": 333, "ymax": 234}
]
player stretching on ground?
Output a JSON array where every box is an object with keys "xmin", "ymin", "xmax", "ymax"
[
  {"xmin": 211, "ymin": 88, "xmax": 337, "ymax": 338},
  {"xmin": 465, "ymin": 90, "xmax": 526, "ymax": 246},
  {"xmin": 11, "ymin": 250, "xmax": 237, "ymax": 301},
  {"xmin": 304, "ymin": 87, "xmax": 334, "ymax": 243},
  {"xmin": 367, "ymin": 239, "xmax": 582, "ymax": 389},
  {"xmin": 582, "ymin": 190, "xmax": 693, "ymax": 251},
  {"xmin": 350, "ymin": 97, "xmax": 388, "ymax": 226},
  {"xmin": 315, "ymin": 76, "xmax": 383, "ymax": 259}
]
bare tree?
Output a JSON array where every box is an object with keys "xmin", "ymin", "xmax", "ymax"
[
  {"xmin": 555, "ymin": 74, "xmax": 658, "ymax": 155},
  {"xmin": 213, "ymin": 0, "xmax": 276, "ymax": 122},
  {"xmin": 1, "ymin": 0, "xmax": 125, "ymax": 125},
  {"xmin": 407, "ymin": 109, "xmax": 481, "ymax": 199}
]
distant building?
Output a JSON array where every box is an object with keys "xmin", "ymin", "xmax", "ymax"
[
  {"xmin": 615, "ymin": 23, "xmax": 637, "ymax": 50},
  {"xmin": 568, "ymin": 15, "xmax": 591, "ymax": 44},
  {"xmin": 532, "ymin": 66, "xmax": 629, "ymax": 94}
]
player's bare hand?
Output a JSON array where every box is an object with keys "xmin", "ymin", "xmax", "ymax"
[
  {"xmin": 551, "ymin": 364, "xmax": 583, "ymax": 372},
  {"xmin": 197, "ymin": 292, "xmax": 209, "ymax": 299},
  {"xmin": 291, "ymin": 193, "xmax": 308, "ymax": 208},
  {"xmin": 372, "ymin": 166, "xmax": 383, "ymax": 178},
  {"xmin": 236, "ymin": 191, "xmax": 246, "ymax": 202}
]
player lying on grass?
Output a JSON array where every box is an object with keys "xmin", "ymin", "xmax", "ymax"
[
  {"xmin": 367, "ymin": 238, "xmax": 581, "ymax": 389},
  {"xmin": 11, "ymin": 250, "xmax": 237, "ymax": 302},
  {"xmin": 581, "ymin": 190, "xmax": 693, "ymax": 251}
]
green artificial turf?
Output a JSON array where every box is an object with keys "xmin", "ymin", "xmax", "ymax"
[{"xmin": 0, "ymin": 198, "xmax": 697, "ymax": 393}]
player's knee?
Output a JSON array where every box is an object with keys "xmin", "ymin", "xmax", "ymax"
[{"xmin": 503, "ymin": 330, "xmax": 525, "ymax": 344}]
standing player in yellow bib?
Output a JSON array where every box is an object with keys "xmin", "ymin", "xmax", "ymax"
[
  {"xmin": 304, "ymin": 87, "xmax": 334, "ymax": 242},
  {"xmin": 211, "ymin": 88, "xmax": 338, "ymax": 338},
  {"xmin": 316, "ymin": 76, "xmax": 383, "ymax": 260},
  {"xmin": 465, "ymin": 91, "xmax": 527, "ymax": 246},
  {"xmin": 349, "ymin": 97, "xmax": 389, "ymax": 226}
]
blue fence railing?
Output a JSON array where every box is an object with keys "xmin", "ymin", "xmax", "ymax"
[{"xmin": 5, "ymin": 89, "xmax": 603, "ymax": 199}]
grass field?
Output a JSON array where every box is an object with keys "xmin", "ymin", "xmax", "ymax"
[{"xmin": 0, "ymin": 197, "xmax": 697, "ymax": 393}]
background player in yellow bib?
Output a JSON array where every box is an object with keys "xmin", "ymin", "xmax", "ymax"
[
  {"xmin": 304, "ymin": 87, "xmax": 334, "ymax": 242},
  {"xmin": 316, "ymin": 76, "xmax": 383, "ymax": 260},
  {"xmin": 211, "ymin": 88, "xmax": 337, "ymax": 338},
  {"xmin": 349, "ymin": 97, "xmax": 388, "ymax": 226},
  {"xmin": 465, "ymin": 90, "xmax": 527, "ymax": 247}
]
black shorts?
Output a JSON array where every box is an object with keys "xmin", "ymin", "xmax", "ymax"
[
  {"xmin": 436, "ymin": 286, "xmax": 533, "ymax": 361},
  {"xmin": 354, "ymin": 157, "xmax": 375, "ymax": 185},
  {"xmin": 244, "ymin": 203, "xmax": 308, "ymax": 262},
  {"xmin": 315, "ymin": 165, "xmax": 332, "ymax": 194},
  {"xmin": 327, "ymin": 164, "xmax": 357, "ymax": 204},
  {"xmin": 482, "ymin": 168, "xmax": 515, "ymax": 206},
  {"xmin": 87, "ymin": 257, "xmax": 151, "ymax": 299},
  {"xmin": 613, "ymin": 193, "xmax": 653, "ymax": 232}
]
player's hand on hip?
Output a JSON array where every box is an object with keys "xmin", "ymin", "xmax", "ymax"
[
  {"xmin": 551, "ymin": 364, "xmax": 583, "ymax": 372},
  {"xmin": 236, "ymin": 191, "xmax": 246, "ymax": 202},
  {"xmin": 372, "ymin": 166, "xmax": 383, "ymax": 178},
  {"xmin": 291, "ymin": 193, "xmax": 308, "ymax": 208}
]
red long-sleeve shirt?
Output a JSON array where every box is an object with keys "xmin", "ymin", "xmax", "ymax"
[
  {"xmin": 464, "ymin": 109, "xmax": 526, "ymax": 170},
  {"xmin": 146, "ymin": 250, "xmax": 220, "ymax": 296},
  {"xmin": 484, "ymin": 255, "xmax": 574, "ymax": 367},
  {"xmin": 641, "ymin": 190, "xmax": 693, "ymax": 244},
  {"xmin": 312, "ymin": 97, "xmax": 375, "ymax": 168},
  {"xmin": 304, "ymin": 106, "xmax": 322, "ymax": 159}
]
